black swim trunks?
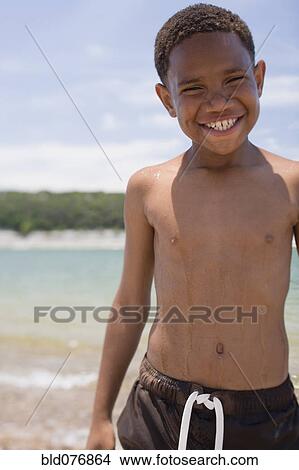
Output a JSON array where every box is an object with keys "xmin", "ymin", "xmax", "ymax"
[{"xmin": 117, "ymin": 354, "xmax": 299, "ymax": 449}]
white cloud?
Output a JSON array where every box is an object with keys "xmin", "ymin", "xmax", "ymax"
[
  {"xmin": 86, "ymin": 44, "xmax": 110, "ymax": 60},
  {"xmin": 99, "ymin": 112, "xmax": 122, "ymax": 131},
  {"xmin": 265, "ymin": 43, "xmax": 299, "ymax": 68},
  {"xmin": 0, "ymin": 58, "xmax": 25, "ymax": 73},
  {"xmin": 262, "ymin": 75, "xmax": 299, "ymax": 106},
  {"xmin": 251, "ymin": 127, "xmax": 273, "ymax": 137},
  {"xmin": 118, "ymin": 80, "xmax": 158, "ymax": 107},
  {"xmin": 256, "ymin": 136, "xmax": 299, "ymax": 160},
  {"xmin": 29, "ymin": 94, "xmax": 64, "ymax": 111},
  {"xmin": 0, "ymin": 138, "xmax": 183, "ymax": 192},
  {"xmin": 288, "ymin": 121, "xmax": 299, "ymax": 131},
  {"xmin": 0, "ymin": 57, "xmax": 42, "ymax": 75},
  {"xmin": 139, "ymin": 112, "xmax": 177, "ymax": 129},
  {"xmin": 71, "ymin": 77, "xmax": 158, "ymax": 108}
]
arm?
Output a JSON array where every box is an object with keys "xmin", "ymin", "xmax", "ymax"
[
  {"xmin": 86, "ymin": 169, "xmax": 154, "ymax": 449},
  {"xmin": 292, "ymin": 163, "xmax": 299, "ymax": 256}
]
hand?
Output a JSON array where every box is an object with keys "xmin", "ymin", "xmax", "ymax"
[{"xmin": 86, "ymin": 419, "xmax": 115, "ymax": 450}]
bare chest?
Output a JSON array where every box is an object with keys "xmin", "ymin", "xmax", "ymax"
[{"xmin": 146, "ymin": 168, "xmax": 297, "ymax": 256}]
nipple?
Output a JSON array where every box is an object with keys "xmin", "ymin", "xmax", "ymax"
[
  {"xmin": 216, "ymin": 342, "xmax": 224, "ymax": 355},
  {"xmin": 265, "ymin": 233, "xmax": 274, "ymax": 243}
]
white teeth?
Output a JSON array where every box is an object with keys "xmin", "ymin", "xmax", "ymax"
[{"xmin": 205, "ymin": 118, "xmax": 238, "ymax": 131}]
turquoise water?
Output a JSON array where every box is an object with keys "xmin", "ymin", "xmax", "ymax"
[
  {"xmin": 0, "ymin": 248, "xmax": 298, "ymax": 370},
  {"xmin": 0, "ymin": 249, "xmax": 126, "ymax": 346}
]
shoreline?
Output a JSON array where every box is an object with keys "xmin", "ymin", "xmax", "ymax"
[
  {"xmin": 0, "ymin": 229, "xmax": 125, "ymax": 250},
  {"xmin": 0, "ymin": 229, "xmax": 297, "ymax": 250}
]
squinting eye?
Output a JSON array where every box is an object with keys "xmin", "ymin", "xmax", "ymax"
[
  {"xmin": 228, "ymin": 76, "xmax": 244, "ymax": 83},
  {"xmin": 183, "ymin": 87, "xmax": 204, "ymax": 92}
]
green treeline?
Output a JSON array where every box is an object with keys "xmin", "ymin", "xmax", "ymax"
[{"xmin": 0, "ymin": 191, "xmax": 125, "ymax": 235}]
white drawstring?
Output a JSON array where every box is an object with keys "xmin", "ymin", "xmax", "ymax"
[{"xmin": 178, "ymin": 391, "xmax": 224, "ymax": 450}]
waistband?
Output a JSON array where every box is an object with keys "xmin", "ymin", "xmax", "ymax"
[{"xmin": 138, "ymin": 354, "xmax": 296, "ymax": 416}]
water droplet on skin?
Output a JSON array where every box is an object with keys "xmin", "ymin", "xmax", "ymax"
[
  {"xmin": 170, "ymin": 237, "xmax": 177, "ymax": 244},
  {"xmin": 153, "ymin": 171, "xmax": 161, "ymax": 180}
]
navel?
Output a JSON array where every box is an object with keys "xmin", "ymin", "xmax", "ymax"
[{"xmin": 216, "ymin": 342, "xmax": 224, "ymax": 355}]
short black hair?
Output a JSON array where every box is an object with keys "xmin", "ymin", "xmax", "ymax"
[{"xmin": 154, "ymin": 3, "xmax": 255, "ymax": 85}]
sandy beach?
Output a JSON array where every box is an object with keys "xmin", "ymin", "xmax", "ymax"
[
  {"xmin": 0, "ymin": 339, "xmax": 149, "ymax": 450},
  {"xmin": 1, "ymin": 339, "xmax": 299, "ymax": 450}
]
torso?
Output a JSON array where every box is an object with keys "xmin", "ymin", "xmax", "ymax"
[{"xmin": 144, "ymin": 147, "xmax": 299, "ymax": 389}]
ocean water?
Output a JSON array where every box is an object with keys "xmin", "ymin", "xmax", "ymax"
[
  {"xmin": 0, "ymin": 249, "xmax": 126, "ymax": 346},
  {"xmin": 0, "ymin": 247, "xmax": 299, "ymax": 385}
]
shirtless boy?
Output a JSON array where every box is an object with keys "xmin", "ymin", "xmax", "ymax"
[{"xmin": 87, "ymin": 3, "xmax": 299, "ymax": 449}]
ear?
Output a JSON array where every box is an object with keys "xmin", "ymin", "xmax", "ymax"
[
  {"xmin": 155, "ymin": 83, "xmax": 177, "ymax": 118},
  {"xmin": 253, "ymin": 60, "xmax": 266, "ymax": 98}
]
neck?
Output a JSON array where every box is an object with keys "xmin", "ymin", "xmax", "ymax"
[{"xmin": 185, "ymin": 139, "xmax": 261, "ymax": 171}]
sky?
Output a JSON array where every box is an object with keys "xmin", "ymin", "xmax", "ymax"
[{"xmin": 0, "ymin": 0, "xmax": 298, "ymax": 193}]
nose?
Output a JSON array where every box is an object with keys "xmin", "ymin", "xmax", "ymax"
[{"xmin": 205, "ymin": 90, "xmax": 230, "ymax": 111}]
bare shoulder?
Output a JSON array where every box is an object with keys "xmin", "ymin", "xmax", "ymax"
[
  {"xmin": 258, "ymin": 147, "xmax": 299, "ymax": 177},
  {"xmin": 258, "ymin": 148, "xmax": 299, "ymax": 219},
  {"xmin": 126, "ymin": 153, "xmax": 183, "ymax": 194}
]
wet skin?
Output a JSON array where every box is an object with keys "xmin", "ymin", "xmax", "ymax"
[
  {"xmin": 124, "ymin": 33, "xmax": 299, "ymax": 389},
  {"xmin": 144, "ymin": 150, "xmax": 298, "ymax": 389}
]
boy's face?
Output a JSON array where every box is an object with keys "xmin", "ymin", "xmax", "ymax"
[{"xmin": 156, "ymin": 32, "xmax": 266, "ymax": 157}]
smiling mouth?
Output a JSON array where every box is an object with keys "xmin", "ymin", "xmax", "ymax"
[{"xmin": 199, "ymin": 115, "xmax": 244, "ymax": 135}]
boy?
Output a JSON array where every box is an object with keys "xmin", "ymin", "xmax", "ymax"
[{"xmin": 87, "ymin": 3, "xmax": 299, "ymax": 449}]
